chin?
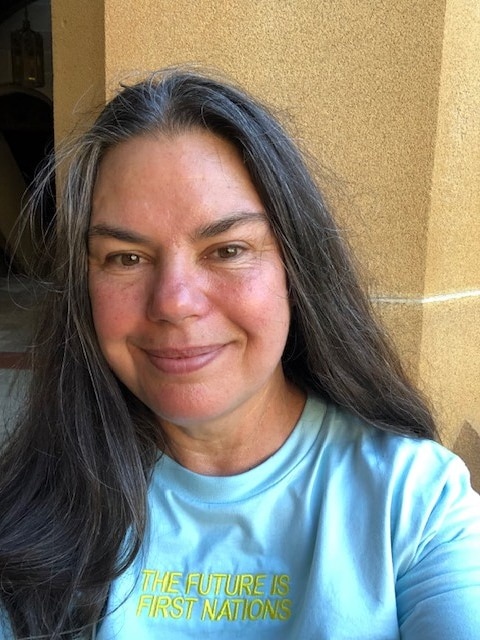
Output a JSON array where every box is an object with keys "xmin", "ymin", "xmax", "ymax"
[{"xmin": 144, "ymin": 391, "xmax": 247, "ymax": 431}]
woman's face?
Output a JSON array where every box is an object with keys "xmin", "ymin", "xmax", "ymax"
[{"xmin": 88, "ymin": 130, "xmax": 291, "ymax": 433}]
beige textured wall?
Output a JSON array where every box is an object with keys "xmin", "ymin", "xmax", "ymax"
[
  {"xmin": 51, "ymin": 0, "xmax": 479, "ymax": 487},
  {"xmin": 51, "ymin": 0, "xmax": 106, "ymax": 142},
  {"xmin": 419, "ymin": 0, "xmax": 480, "ymax": 487}
]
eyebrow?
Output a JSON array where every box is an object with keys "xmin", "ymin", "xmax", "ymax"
[
  {"xmin": 88, "ymin": 224, "xmax": 150, "ymax": 245},
  {"xmin": 88, "ymin": 212, "xmax": 268, "ymax": 244},
  {"xmin": 193, "ymin": 212, "xmax": 267, "ymax": 239}
]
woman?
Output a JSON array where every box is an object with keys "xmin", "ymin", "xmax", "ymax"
[{"xmin": 0, "ymin": 68, "xmax": 479, "ymax": 639}]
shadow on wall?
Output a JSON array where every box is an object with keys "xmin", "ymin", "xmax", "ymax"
[
  {"xmin": 0, "ymin": 88, "xmax": 54, "ymax": 272},
  {"xmin": 453, "ymin": 421, "xmax": 480, "ymax": 494}
]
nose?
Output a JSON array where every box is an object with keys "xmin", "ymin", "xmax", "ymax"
[{"xmin": 146, "ymin": 258, "xmax": 209, "ymax": 324}]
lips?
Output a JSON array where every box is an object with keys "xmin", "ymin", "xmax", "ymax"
[{"xmin": 143, "ymin": 344, "xmax": 226, "ymax": 375}]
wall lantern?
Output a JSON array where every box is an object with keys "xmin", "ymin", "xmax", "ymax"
[{"xmin": 10, "ymin": 4, "xmax": 45, "ymax": 88}]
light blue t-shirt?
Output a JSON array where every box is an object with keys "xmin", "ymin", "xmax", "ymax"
[{"xmin": 96, "ymin": 396, "xmax": 480, "ymax": 639}]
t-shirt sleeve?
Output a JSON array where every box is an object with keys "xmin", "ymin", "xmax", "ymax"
[{"xmin": 394, "ymin": 450, "xmax": 480, "ymax": 639}]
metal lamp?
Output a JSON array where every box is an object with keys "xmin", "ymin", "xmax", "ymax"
[{"xmin": 10, "ymin": 4, "xmax": 45, "ymax": 88}]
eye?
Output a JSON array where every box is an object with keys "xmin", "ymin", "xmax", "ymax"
[
  {"xmin": 107, "ymin": 252, "xmax": 143, "ymax": 267},
  {"xmin": 213, "ymin": 245, "xmax": 244, "ymax": 259}
]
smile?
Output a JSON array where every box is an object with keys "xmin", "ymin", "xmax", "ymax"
[{"xmin": 143, "ymin": 344, "xmax": 226, "ymax": 375}]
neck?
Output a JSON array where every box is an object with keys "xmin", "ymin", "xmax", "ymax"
[{"xmin": 158, "ymin": 383, "xmax": 306, "ymax": 476}]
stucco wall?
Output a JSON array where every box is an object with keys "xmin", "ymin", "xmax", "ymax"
[
  {"xmin": 51, "ymin": 0, "xmax": 480, "ymax": 488},
  {"xmin": 51, "ymin": 0, "xmax": 105, "ymax": 142},
  {"xmin": 419, "ymin": 0, "xmax": 480, "ymax": 483}
]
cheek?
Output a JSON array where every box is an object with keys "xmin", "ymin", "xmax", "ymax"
[
  {"xmin": 225, "ymin": 270, "xmax": 290, "ymax": 341},
  {"xmin": 88, "ymin": 278, "xmax": 143, "ymax": 343}
]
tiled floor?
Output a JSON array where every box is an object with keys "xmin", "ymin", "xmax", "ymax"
[{"xmin": 0, "ymin": 276, "xmax": 36, "ymax": 437}]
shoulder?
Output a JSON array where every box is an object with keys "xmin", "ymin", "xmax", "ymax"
[
  {"xmin": 315, "ymin": 396, "xmax": 480, "ymax": 546},
  {"xmin": 306, "ymin": 396, "xmax": 479, "ymax": 531},
  {"xmin": 314, "ymin": 396, "xmax": 468, "ymax": 486}
]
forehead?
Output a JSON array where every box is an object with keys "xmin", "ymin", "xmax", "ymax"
[
  {"xmin": 90, "ymin": 130, "xmax": 266, "ymax": 232},
  {"xmin": 94, "ymin": 129, "xmax": 250, "ymax": 192}
]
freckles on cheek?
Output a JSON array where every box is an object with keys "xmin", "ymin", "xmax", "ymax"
[
  {"xmin": 242, "ymin": 287, "xmax": 291, "ymax": 337},
  {"xmin": 90, "ymin": 281, "xmax": 144, "ymax": 335}
]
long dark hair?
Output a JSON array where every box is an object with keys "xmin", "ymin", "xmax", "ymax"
[{"xmin": 0, "ymin": 67, "xmax": 437, "ymax": 638}]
